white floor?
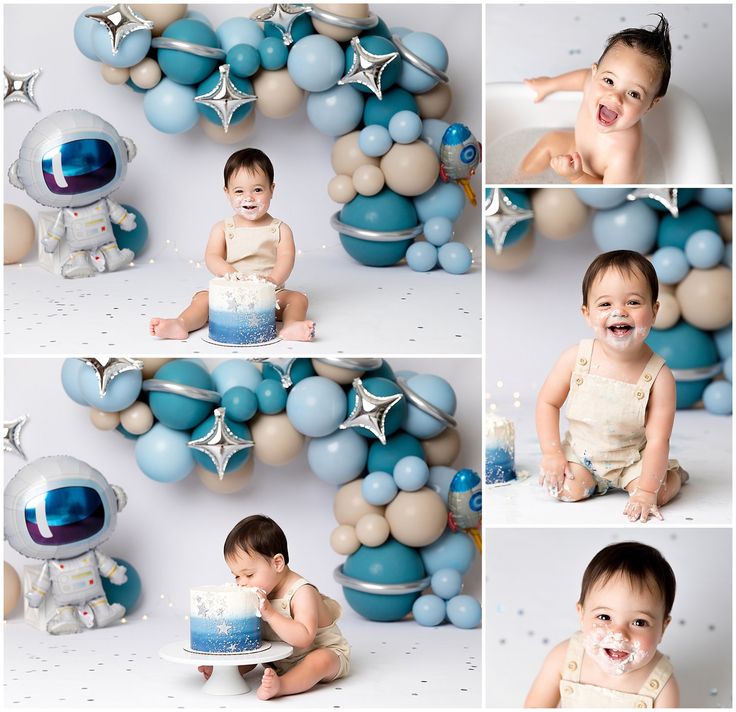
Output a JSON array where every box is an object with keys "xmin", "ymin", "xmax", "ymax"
[
  {"xmin": 4, "ymin": 612, "xmax": 480, "ymax": 709},
  {"xmin": 4, "ymin": 250, "xmax": 481, "ymax": 356}
]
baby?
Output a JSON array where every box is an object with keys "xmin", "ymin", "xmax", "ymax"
[
  {"xmin": 526, "ymin": 541, "xmax": 679, "ymax": 707},
  {"xmin": 150, "ymin": 148, "xmax": 315, "ymax": 341},
  {"xmin": 198, "ymin": 515, "xmax": 350, "ymax": 700},
  {"xmin": 536, "ymin": 250, "xmax": 688, "ymax": 523},
  {"xmin": 521, "ymin": 14, "xmax": 671, "ymax": 183}
]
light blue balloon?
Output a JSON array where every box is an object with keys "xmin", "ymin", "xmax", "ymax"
[
  {"xmin": 574, "ymin": 187, "xmax": 630, "ymax": 209},
  {"xmin": 256, "ymin": 379, "xmax": 288, "ymax": 414},
  {"xmin": 650, "ymin": 246, "xmax": 689, "ymax": 285},
  {"xmin": 404, "ymin": 374, "xmax": 456, "ymax": 439},
  {"xmin": 406, "ymin": 242, "xmax": 438, "ymax": 272},
  {"xmin": 212, "ymin": 360, "xmax": 262, "ymax": 394},
  {"xmin": 431, "ymin": 568, "xmax": 463, "ymax": 600},
  {"xmin": 307, "ymin": 429, "xmax": 368, "ymax": 485},
  {"xmin": 306, "ymin": 85, "xmax": 364, "ymax": 137},
  {"xmin": 412, "ymin": 594, "xmax": 446, "ymax": 626},
  {"xmin": 421, "ymin": 119, "xmax": 451, "ymax": 156},
  {"xmin": 74, "ymin": 6, "xmax": 105, "ymax": 60},
  {"xmin": 258, "ymin": 37, "xmax": 288, "ymax": 71},
  {"xmin": 697, "ymin": 188, "xmax": 732, "ymax": 213},
  {"xmin": 91, "ymin": 21, "xmax": 151, "ymax": 68},
  {"xmin": 78, "ymin": 364, "xmax": 142, "ymax": 413},
  {"xmin": 134, "ymin": 424, "xmax": 194, "ymax": 482},
  {"xmin": 287, "ymin": 34, "xmax": 344, "ymax": 92},
  {"xmin": 592, "ymin": 201, "xmax": 658, "ymax": 253},
  {"xmin": 438, "ymin": 242, "xmax": 472, "ymax": 274},
  {"xmin": 393, "ymin": 455, "xmax": 430, "ymax": 491},
  {"xmin": 143, "ymin": 79, "xmax": 199, "ymax": 134},
  {"xmin": 715, "ymin": 326, "xmax": 732, "ymax": 359},
  {"xmin": 388, "ymin": 110, "xmax": 423, "ymax": 144},
  {"xmin": 446, "ymin": 594, "xmax": 481, "ymax": 629},
  {"xmin": 724, "ymin": 356, "xmax": 732, "ymax": 383},
  {"xmin": 427, "ymin": 465, "xmax": 456, "ymax": 504},
  {"xmin": 216, "ymin": 17, "xmax": 264, "ymax": 53},
  {"xmin": 703, "ymin": 381, "xmax": 732, "ymax": 415},
  {"xmin": 362, "ymin": 471, "xmax": 399, "ymax": 505},
  {"xmin": 359, "ymin": 124, "xmax": 393, "ymax": 157},
  {"xmin": 390, "ymin": 26, "xmax": 412, "ymax": 39},
  {"xmin": 414, "ymin": 181, "xmax": 465, "ymax": 222},
  {"xmin": 420, "ymin": 529, "xmax": 475, "ymax": 575},
  {"xmin": 286, "ymin": 376, "xmax": 348, "ymax": 437},
  {"xmin": 61, "ymin": 358, "xmax": 89, "ymax": 405},
  {"xmin": 396, "ymin": 32, "xmax": 448, "ymax": 93},
  {"xmin": 423, "ymin": 216, "xmax": 453, "ymax": 247},
  {"xmin": 685, "ymin": 230, "xmax": 725, "ymax": 269}
]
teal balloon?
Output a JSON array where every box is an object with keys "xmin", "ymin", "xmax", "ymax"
[
  {"xmin": 116, "ymin": 423, "xmax": 140, "ymax": 440},
  {"xmin": 364, "ymin": 87, "xmax": 417, "ymax": 128},
  {"xmin": 286, "ymin": 376, "xmax": 347, "ymax": 437},
  {"xmin": 420, "ymin": 529, "xmax": 475, "ymax": 575},
  {"xmin": 488, "ymin": 189, "xmax": 530, "ymax": 249},
  {"xmin": 221, "ymin": 387, "xmax": 258, "ymax": 422},
  {"xmin": 365, "ymin": 360, "xmax": 396, "ymax": 381},
  {"xmin": 196, "ymin": 70, "xmax": 254, "ymax": 125},
  {"xmin": 370, "ymin": 16, "xmax": 393, "ymax": 40},
  {"xmin": 78, "ymin": 364, "xmax": 142, "ymax": 413},
  {"xmin": 149, "ymin": 360, "xmax": 216, "ymax": 430},
  {"xmin": 61, "ymin": 358, "xmax": 88, "ymax": 405},
  {"xmin": 643, "ymin": 188, "xmax": 694, "ymax": 212},
  {"xmin": 226, "ymin": 43, "xmax": 261, "ymax": 78},
  {"xmin": 190, "ymin": 414, "xmax": 252, "ymax": 474},
  {"xmin": 101, "ymin": 558, "xmax": 142, "ymax": 613},
  {"xmin": 346, "ymin": 377, "xmax": 407, "ymax": 440},
  {"xmin": 157, "ymin": 19, "xmax": 220, "ymax": 84},
  {"xmin": 345, "ymin": 35, "xmax": 401, "ymax": 94},
  {"xmin": 211, "ymin": 360, "xmax": 262, "ymax": 394},
  {"xmin": 258, "ymin": 36, "xmax": 288, "ymax": 70},
  {"xmin": 262, "ymin": 358, "xmax": 314, "ymax": 385},
  {"xmin": 368, "ymin": 431, "xmax": 424, "ymax": 473},
  {"xmin": 112, "ymin": 204, "xmax": 148, "ymax": 256},
  {"xmin": 135, "ymin": 423, "xmax": 194, "ymax": 482},
  {"xmin": 657, "ymin": 205, "xmax": 720, "ymax": 249},
  {"xmin": 342, "ymin": 539, "xmax": 426, "ymax": 621},
  {"xmin": 256, "ymin": 379, "xmax": 288, "ymax": 414},
  {"xmin": 307, "ymin": 429, "xmax": 368, "ymax": 485}
]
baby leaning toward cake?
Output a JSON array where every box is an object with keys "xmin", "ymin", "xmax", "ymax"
[
  {"xmin": 198, "ymin": 515, "xmax": 350, "ymax": 700},
  {"xmin": 150, "ymin": 148, "xmax": 315, "ymax": 342}
]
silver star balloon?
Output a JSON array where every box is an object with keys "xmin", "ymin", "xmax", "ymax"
[
  {"xmin": 85, "ymin": 4, "xmax": 153, "ymax": 55},
  {"xmin": 485, "ymin": 188, "xmax": 534, "ymax": 255},
  {"xmin": 339, "ymin": 378, "xmax": 403, "ymax": 445},
  {"xmin": 265, "ymin": 359, "xmax": 297, "ymax": 388},
  {"xmin": 194, "ymin": 64, "xmax": 257, "ymax": 133},
  {"xmin": 4, "ymin": 67, "xmax": 41, "ymax": 109},
  {"xmin": 79, "ymin": 357, "xmax": 143, "ymax": 396},
  {"xmin": 254, "ymin": 4, "xmax": 313, "ymax": 45},
  {"xmin": 4, "ymin": 415, "xmax": 28, "ymax": 459},
  {"xmin": 626, "ymin": 188, "xmax": 679, "ymax": 218},
  {"xmin": 188, "ymin": 407, "xmax": 254, "ymax": 480},
  {"xmin": 338, "ymin": 36, "xmax": 399, "ymax": 100}
]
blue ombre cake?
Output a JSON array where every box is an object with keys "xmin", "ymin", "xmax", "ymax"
[
  {"xmin": 189, "ymin": 584, "xmax": 261, "ymax": 653},
  {"xmin": 485, "ymin": 413, "xmax": 516, "ymax": 486},
  {"xmin": 208, "ymin": 274, "xmax": 277, "ymax": 345}
]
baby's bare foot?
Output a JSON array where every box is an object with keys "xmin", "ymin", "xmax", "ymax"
[
  {"xmin": 256, "ymin": 667, "xmax": 281, "ymax": 700},
  {"xmin": 149, "ymin": 317, "xmax": 189, "ymax": 340},
  {"xmin": 279, "ymin": 320, "xmax": 315, "ymax": 342}
]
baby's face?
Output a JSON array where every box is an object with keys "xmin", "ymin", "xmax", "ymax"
[
  {"xmin": 226, "ymin": 548, "xmax": 282, "ymax": 594},
  {"xmin": 582, "ymin": 267, "xmax": 658, "ymax": 350},
  {"xmin": 577, "ymin": 572, "xmax": 669, "ymax": 677},
  {"xmin": 588, "ymin": 43, "xmax": 663, "ymax": 132},
  {"xmin": 225, "ymin": 166, "xmax": 274, "ymax": 221}
]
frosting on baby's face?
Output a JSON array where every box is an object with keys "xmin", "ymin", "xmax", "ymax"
[
  {"xmin": 577, "ymin": 572, "xmax": 669, "ymax": 677},
  {"xmin": 225, "ymin": 166, "xmax": 274, "ymax": 222}
]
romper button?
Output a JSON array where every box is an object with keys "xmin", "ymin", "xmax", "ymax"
[
  {"xmin": 563, "ymin": 686, "xmax": 573, "ymax": 696},
  {"xmin": 567, "ymin": 661, "xmax": 577, "ymax": 671},
  {"xmin": 281, "ymin": 602, "xmax": 287, "ymax": 609},
  {"xmin": 643, "ymin": 373, "xmax": 652, "ymax": 381},
  {"xmin": 649, "ymin": 680, "xmax": 659, "ymax": 689},
  {"xmin": 636, "ymin": 702, "xmax": 647, "ymax": 708},
  {"xmin": 578, "ymin": 358, "xmax": 587, "ymax": 365},
  {"xmin": 635, "ymin": 389, "xmax": 644, "ymax": 399},
  {"xmin": 576, "ymin": 377, "xmax": 583, "ymax": 385}
]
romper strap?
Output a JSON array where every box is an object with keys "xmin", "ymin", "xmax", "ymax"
[
  {"xmin": 224, "ymin": 217, "xmax": 235, "ymax": 239},
  {"xmin": 560, "ymin": 631, "xmax": 585, "ymax": 682},
  {"xmin": 270, "ymin": 218, "xmax": 282, "ymax": 243},
  {"xmin": 283, "ymin": 578, "xmax": 311, "ymax": 604},
  {"xmin": 573, "ymin": 340, "xmax": 594, "ymax": 374},
  {"xmin": 635, "ymin": 351, "xmax": 666, "ymax": 392},
  {"xmin": 636, "ymin": 654, "xmax": 673, "ymax": 698}
]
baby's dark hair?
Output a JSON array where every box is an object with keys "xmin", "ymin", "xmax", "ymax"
[
  {"xmin": 223, "ymin": 515, "xmax": 289, "ymax": 565},
  {"xmin": 579, "ymin": 542, "xmax": 676, "ymax": 618},
  {"xmin": 598, "ymin": 13, "xmax": 672, "ymax": 99},
  {"xmin": 582, "ymin": 249, "xmax": 659, "ymax": 306},
  {"xmin": 223, "ymin": 148, "xmax": 274, "ymax": 188}
]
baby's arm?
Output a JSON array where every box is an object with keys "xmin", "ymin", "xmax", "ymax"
[
  {"xmin": 204, "ymin": 221, "xmax": 236, "ymax": 276},
  {"xmin": 266, "ymin": 223, "xmax": 296, "ymax": 286},
  {"xmin": 654, "ymin": 672, "xmax": 680, "ymax": 708},
  {"xmin": 261, "ymin": 585, "xmax": 319, "ymax": 649},
  {"xmin": 524, "ymin": 69, "xmax": 588, "ymax": 102},
  {"xmin": 524, "ymin": 640, "xmax": 566, "ymax": 707}
]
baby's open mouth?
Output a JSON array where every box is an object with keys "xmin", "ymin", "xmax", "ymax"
[
  {"xmin": 604, "ymin": 648, "xmax": 631, "ymax": 662},
  {"xmin": 597, "ymin": 104, "xmax": 619, "ymax": 127},
  {"xmin": 608, "ymin": 323, "xmax": 633, "ymax": 337}
]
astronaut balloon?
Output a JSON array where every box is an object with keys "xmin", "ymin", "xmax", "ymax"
[
  {"xmin": 4, "ymin": 456, "xmax": 128, "ymax": 635},
  {"xmin": 8, "ymin": 110, "xmax": 138, "ymax": 279}
]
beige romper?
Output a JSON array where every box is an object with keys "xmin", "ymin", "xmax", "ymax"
[
  {"xmin": 561, "ymin": 339, "xmax": 680, "ymax": 494},
  {"xmin": 262, "ymin": 578, "xmax": 350, "ymax": 680},
  {"xmin": 560, "ymin": 631, "xmax": 674, "ymax": 708},
  {"xmin": 224, "ymin": 216, "xmax": 284, "ymax": 289}
]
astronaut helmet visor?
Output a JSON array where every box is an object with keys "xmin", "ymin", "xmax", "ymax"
[
  {"xmin": 41, "ymin": 139, "xmax": 117, "ymax": 196},
  {"xmin": 25, "ymin": 486, "xmax": 105, "ymax": 545}
]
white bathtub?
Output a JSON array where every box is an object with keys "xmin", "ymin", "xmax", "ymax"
[{"xmin": 486, "ymin": 82, "xmax": 722, "ymax": 184}]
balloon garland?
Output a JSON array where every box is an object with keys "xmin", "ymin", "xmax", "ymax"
[
  {"xmin": 60, "ymin": 356, "xmax": 482, "ymax": 627},
  {"xmin": 73, "ymin": 3, "xmax": 480, "ymax": 273},
  {"xmin": 485, "ymin": 187, "xmax": 732, "ymax": 415}
]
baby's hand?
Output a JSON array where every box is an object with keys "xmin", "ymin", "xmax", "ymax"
[
  {"xmin": 551, "ymin": 152, "xmax": 584, "ymax": 179},
  {"xmin": 524, "ymin": 77, "xmax": 553, "ymax": 103},
  {"xmin": 539, "ymin": 453, "xmax": 567, "ymax": 497},
  {"xmin": 624, "ymin": 489, "xmax": 663, "ymax": 523},
  {"xmin": 255, "ymin": 588, "xmax": 274, "ymax": 621}
]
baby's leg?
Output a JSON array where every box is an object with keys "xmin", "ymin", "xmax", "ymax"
[
  {"xmin": 625, "ymin": 468, "xmax": 683, "ymax": 507},
  {"xmin": 550, "ymin": 462, "xmax": 597, "ymax": 502},
  {"xmin": 150, "ymin": 291, "xmax": 209, "ymax": 340},
  {"xmin": 520, "ymin": 130, "xmax": 576, "ymax": 175},
  {"xmin": 276, "ymin": 289, "xmax": 315, "ymax": 342},
  {"xmin": 257, "ymin": 649, "xmax": 340, "ymax": 700}
]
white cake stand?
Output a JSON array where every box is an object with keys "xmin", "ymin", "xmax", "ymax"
[{"xmin": 159, "ymin": 640, "xmax": 293, "ymax": 696}]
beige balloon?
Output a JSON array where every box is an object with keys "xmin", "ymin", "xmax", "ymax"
[
  {"xmin": 139, "ymin": 358, "xmax": 172, "ymax": 379},
  {"xmin": 120, "ymin": 401, "xmax": 154, "ymax": 435},
  {"xmin": 4, "ymin": 561, "xmax": 21, "ymax": 617},
  {"xmin": 196, "ymin": 456, "xmax": 254, "ymax": 494},
  {"xmin": 421, "ymin": 427, "xmax": 461, "ymax": 467},
  {"xmin": 415, "ymin": 83, "xmax": 453, "ymax": 119},
  {"xmin": 4, "ymin": 204, "xmax": 35, "ymax": 264},
  {"xmin": 333, "ymin": 479, "xmax": 384, "ymax": 526},
  {"xmin": 312, "ymin": 360, "xmax": 364, "ymax": 384},
  {"xmin": 101, "ymin": 64, "xmax": 130, "ymax": 85},
  {"xmin": 90, "ymin": 408, "xmax": 121, "ymax": 430},
  {"xmin": 250, "ymin": 413, "xmax": 304, "ymax": 466},
  {"xmin": 330, "ymin": 524, "xmax": 360, "ymax": 555},
  {"xmin": 352, "ymin": 164, "xmax": 385, "ymax": 196},
  {"xmin": 652, "ymin": 291, "xmax": 681, "ymax": 330},
  {"xmin": 312, "ymin": 4, "xmax": 370, "ymax": 41},
  {"xmin": 130, "ymin": 4, "xmax": 188, "ymax": 36},
  {"xmin": 380, "ymin": 142, "xmax": 439, "ymax": 197},
  {"xmin": 331, "ymin": 131, "xmax": 379, "ymax": 176},
  {"xmin": 717, "ymin": 213, "xmax": 732, "ymax": 243},
  {"xmin": 385, "ymin": 488, "xmax": 447, "ymax": 548},
  {"xmin": 328, "ymin": 174, "xmax": 357, "ymax": 203},
  {"xmin": 486, "ymin": 229, "xmax": 535, "ymax": 271},
  {"xmin": 355, "ymin": 512, "xmax": 390, "ymax": 547},
  {"xmin": 200, "ymin": 110, "xmax": 256, "ymax": 144},
  {"xmin": 531, "ymin": 189, "xmax": 589, "ymax": 240},
  {"xmin": 130, "ymin": 57, "xmax": 162, "ymax": 90},
  {"xmin": 252, "ymin": 69, "xmax": 304, "ymax": 119},
  {"xmin": 675, "ymin": 266, "xmax": 733, "ymax": 331}
]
